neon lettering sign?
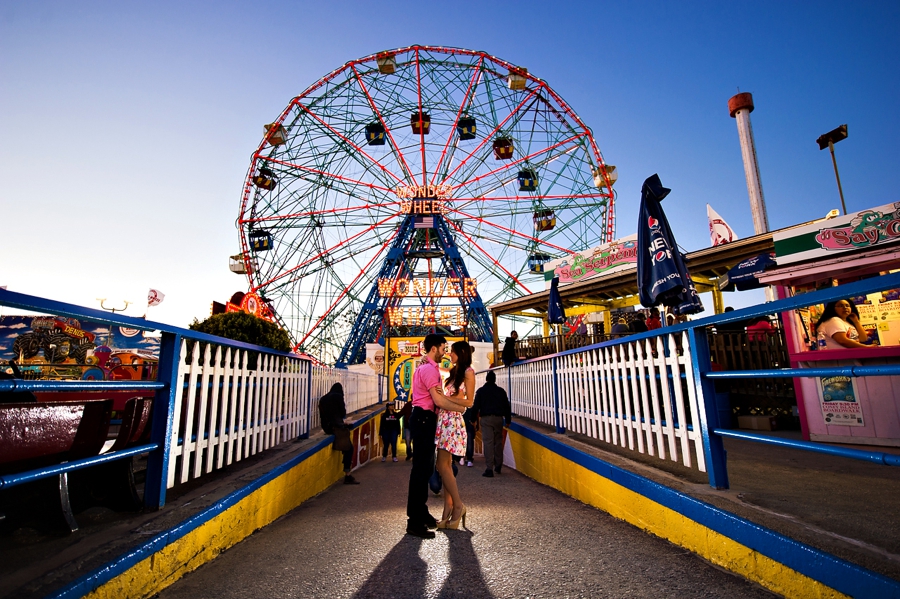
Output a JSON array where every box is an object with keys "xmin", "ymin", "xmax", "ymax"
[
  {"xmin": 377, "ymin": 277, "xmax": 477, "ymax": 298},
  {"xmin": 386, "ymin": 306, "xmax": 467, "ymax": 327},
  {"xmin": 394, "ymin": 184, "xmax": 453, "ymax": 200}
]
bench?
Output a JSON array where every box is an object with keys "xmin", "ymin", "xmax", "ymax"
[{"xmin": 0, "ymin": 396, "xmax": 155, "ymax": 532}]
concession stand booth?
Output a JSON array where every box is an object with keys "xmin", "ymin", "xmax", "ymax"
[{"xmin": 757, "ymin": 202, "xmax": 900, "ymax": 447}]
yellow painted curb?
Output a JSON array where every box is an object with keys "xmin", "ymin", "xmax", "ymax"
[{"xmin": 507, "ymin": 429, "xmax": 849, "ymax": 599}]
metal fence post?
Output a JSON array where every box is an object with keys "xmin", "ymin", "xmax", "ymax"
[
  {"xmin": 552, "ymin": 356, "xmax": 565, "ymax": 434},
  {"xmin": 144, "ymin": 332, "xmax": 182, "ymax": 510},
  {"xmin": 687, "ymin": 328, "xmax": 729, "ymax": 489},
  {"xmin": 300, "ymin": 362, "xmax": 313, "ymax": 439}
]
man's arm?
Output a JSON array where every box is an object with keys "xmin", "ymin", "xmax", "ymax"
[{"xmin": 429, "ymin": 386, "xmax": 466, "ymax": 412}]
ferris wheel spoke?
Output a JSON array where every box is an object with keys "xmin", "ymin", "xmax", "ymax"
[
  {"xmin": 443, "ymin": 219, "xmax": 531, "ymax": 295},
  {"xmin": 259, "ymin": 154, "xmax": 396, "ymax": 197},
  {"xmin": 295, "ymin": 229, "xmax": 399, "ymax": 349},
  {"xmin": 251, "ymin": 213, "xmax": 397, "ymax": 291},
  {"xmin": 447, "ymin": 206, "xmax": 573, "ymax": 254},
  {"xmin": 451, "ymin": 132, "xmax": 585, "ymax": 194},
  {"xmin": 428, "ymin": 56, "xmax": 485, "ymax": 188},
  {"xmin": 291, "ymin": 101, "xmax": 407, "ymax": 188},
  {"xmin": 242, "ymin": 198, "xmax": 402, "ymax": 225},
  {"xmin": 350, "ymin": 64, "xmax": 416, "ymax": 185},
  {"xmin": 441, "ymin": 89, "xmax": 539, "ymax": 183}
]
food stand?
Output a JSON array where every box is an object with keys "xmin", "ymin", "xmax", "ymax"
[{"xmin": 757, "ymin": 203, "xmax": 900, "ymax": 447}]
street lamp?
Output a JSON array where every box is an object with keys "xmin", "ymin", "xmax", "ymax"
[{"xmin": 816, "ymin": 124, "xmax": 849, "ymax": 215}]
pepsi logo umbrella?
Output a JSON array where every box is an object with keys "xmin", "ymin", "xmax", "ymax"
[
  {"xmin": 636, "ymin": 174, "xmax": 704, "ymax": 315},
  {"xmin": 721, "ymin": 252, "xmax": 776, "ymax": 291}
]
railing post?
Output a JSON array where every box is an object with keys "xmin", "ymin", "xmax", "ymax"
[
  {"xmin": 144, "ymin": 331, "xmax": 181, "ymax": 510},
  {"xmin": 300, "ymin": 362, "xmax": 313, "ymax": 439},
  {"xmin": 688, "ymin": 328, "xmax": 729, "ymax": 489},
  {"xmin": 552, "ymin": 356, "xmax": 565, "ymax": 434}
]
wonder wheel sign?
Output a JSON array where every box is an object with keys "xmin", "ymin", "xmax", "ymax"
[{"xmin": 236, "ymin": 45, "xmax": 616, "ymax": 366}]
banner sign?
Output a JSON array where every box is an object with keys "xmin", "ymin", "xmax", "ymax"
[
  {"xmin": 774, "ymin": 202, "xmax": 900, "ymax": 265},
  {"xmin": 543, "ymin": 235, "xmax": 638, "ymax": 289}
]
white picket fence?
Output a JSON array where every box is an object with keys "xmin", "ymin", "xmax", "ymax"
[
  {"xmin": 494, "ymin": 331, "xmax": 707, "ymax": 473},
  {"xmin": 167, "ymin": 340, "xmax": 380, "ymax": 489}
]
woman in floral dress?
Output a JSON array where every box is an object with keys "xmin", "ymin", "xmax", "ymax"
[{"xmin": 433, "ymin": 341, "xmax": 475, "ymax": 529}]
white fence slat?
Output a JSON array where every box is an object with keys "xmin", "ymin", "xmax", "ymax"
[
  {"xmin": 166, "ymin": 339, "xmax": 188, "ymax": 489},
  {"xmin": 626, "ymin": 342, "xmax": 646, "ymax": 455},
  {"xmin": 679, "ymin": 334, "xmax": 707, "ymax": 472},
  {"xmin": 179, "ymin": 342, "xmax": 202, "ymax": 484},
  {"xmin": 666, "ymin": 333, "xmax": 692, "ymax": 468}
]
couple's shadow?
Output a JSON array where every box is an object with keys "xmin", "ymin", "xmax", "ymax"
[{"xmin": 352, "ymin": 529, "xmax": 493, "ymax": 599}]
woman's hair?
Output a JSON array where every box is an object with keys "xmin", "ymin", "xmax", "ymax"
[
  {"xmin": 445, "ymin": 341, "xmax": 472, "ymax": 392},
  {"xmin": 815, "ymin": 299, "xmax": 860, "ymax": 332}
]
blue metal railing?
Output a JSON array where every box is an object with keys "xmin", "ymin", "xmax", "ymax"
[
  {"xmin": 0, "ymin": 288, "xmax": 379, "ymax": 511},
  {"xmin": 494, "ymin": 270, "xmax": 900, "ymax": 489}
]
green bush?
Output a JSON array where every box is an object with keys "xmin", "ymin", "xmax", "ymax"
[{"xmin": 189, "ymin": 312, "xmax": 292, "ymax": 354}]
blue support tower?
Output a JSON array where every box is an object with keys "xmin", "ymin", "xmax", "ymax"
[{"xmin": 335, "ymin": 213, "xmax": 494, "ymax": 368}]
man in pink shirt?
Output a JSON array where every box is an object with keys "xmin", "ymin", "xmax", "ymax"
[{"xmin": 405, "ymin": 333, "xmax": 458, "ymax": 539}]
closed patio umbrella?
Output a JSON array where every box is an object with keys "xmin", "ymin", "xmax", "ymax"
[
  {"xmin": 548, "ymin": 276, "xmax": 566, "ymax": 324},
  {"xmin": 636, "ymin": 174, "xmax": 704, "ymax": 315}
]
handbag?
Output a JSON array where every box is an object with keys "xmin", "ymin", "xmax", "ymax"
[{"xmin": 332, "ymin": 427, "xmax": 353, "ymax": 452}]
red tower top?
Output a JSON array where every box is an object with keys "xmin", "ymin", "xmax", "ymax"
[{"xmin": 728, "ymin": 92, "xmax": 754, "ymax": 118}]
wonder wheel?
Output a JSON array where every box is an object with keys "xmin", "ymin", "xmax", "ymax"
[{"xmin": 236, "ymin": 45, "xmax": 616, "ymax": 365}]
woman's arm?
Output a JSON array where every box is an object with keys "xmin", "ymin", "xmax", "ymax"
[
  {"xmin": 847, "ymin": 314, "xmax": 869, "ymax": 343},
  {"xmin": 430, "ymin": 386, "xmax": 466, "ymax": 412},
  {"xmin": 461, "ymin": 370, "xmax": 476, "ymax": 408},
  {"xmin": 831, "ymin": 331, "xmax": 870, "ymax": 349}
]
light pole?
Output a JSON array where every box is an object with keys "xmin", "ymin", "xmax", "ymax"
[
  {"xmin": 816, "ymin": 124, "xmax": 848, "ymax": 215},
  {"xmin": 97, "ymin": 298, "xmax": 133, "ymax": 345}
]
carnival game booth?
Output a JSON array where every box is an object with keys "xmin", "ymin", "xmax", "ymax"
[{"xmin": 757, "ymin": 202, "xmax": 900, "ymax": 447}]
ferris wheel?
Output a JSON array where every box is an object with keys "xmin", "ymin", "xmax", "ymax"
[{"xmin": 236, "ymin": 45, "xmax": 617, "ymax": 365}]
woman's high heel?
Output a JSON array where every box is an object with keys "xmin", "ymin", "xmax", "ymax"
[
  {"xmin": 445, "ymin": 506, "xmax": 466, "ymax": 530},
  {"xmin": 436, "ymin": 519, "xmax": 448, "ymax": 529}
]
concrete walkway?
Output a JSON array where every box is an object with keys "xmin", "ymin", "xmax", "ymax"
[{"xmin": 154, "ymin": 456, "xmax": 775, "ymax": 599}]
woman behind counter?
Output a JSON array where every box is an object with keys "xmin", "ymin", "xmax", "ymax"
[{"xmin": 815, "ymin": 299, "xmax": 871, "ymax": 349}]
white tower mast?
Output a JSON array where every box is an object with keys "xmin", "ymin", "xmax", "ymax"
[{"xmin": 728, "ymin": 92, "xmax": 769, "ymax": 235}]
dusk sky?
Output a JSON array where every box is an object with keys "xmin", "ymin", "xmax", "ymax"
[{"xmin": 2, "ymin": 1, "xmax": 897, "ymax": 333}]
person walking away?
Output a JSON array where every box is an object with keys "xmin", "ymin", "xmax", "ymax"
[
  {"xmin": 463, "ymin": 403, "xmax": 477, "ymax": 467},
  {"xmin": 646, "ymin": 308, "xmax": 662, "ymax": 330},
  {"xmin": 398, "ymin": 400, "xmax": 414, "ymax": 460},
  {"xmin": 317, "ymin": 383, "xmax": 359, "ymax": 485},
  {"xmin": 610, "ymin": 318, "xmax": 630, "ymax": 338},
  {"xmin": 630, "ymin": 313, "xmax": 649, "ymax": 333},
  {"xmin": 379, "ymin": 403, "xmax": 401, "ymax": 462},
  {"xmin": 746, "ymin": 316, "xmax": 774, "ymax": 342},
  {"xmin": 406, "ymin": 334, "xmax": 465, "ymax": 539},
  {"xmin": 501, "ymin": 331, "xmax": 519, "ymax": 367},
  {"xmin": 472, "ymin": 370, "xmax": 511, "ymax": 478}
]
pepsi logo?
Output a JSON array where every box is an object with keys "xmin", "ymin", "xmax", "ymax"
[
  {"xmin": 648, "ymin": 217, "xmax": 659, "ymax": 229},
  {"xmin": 654, "ymin": 250, "xmax": 667, "ymax": 261}
]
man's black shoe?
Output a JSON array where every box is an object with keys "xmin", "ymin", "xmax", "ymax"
[
  {"xmin": 482, "ymin": 469, "xmax": 494, "ymax": 478},
  {"xmin": 343, "ymin": 475, "xmax": 360, "ymax": 485},
  {"xmin": 406, "ymin": 524, "xmax": 435, "ymax": 539},
  {"xmin": 424, "ymin": 515, "xmax": 438, "ymax": 529},
  {"xmin": 494, "ymin": 465, "xmax": 502, "ymax": 474}
]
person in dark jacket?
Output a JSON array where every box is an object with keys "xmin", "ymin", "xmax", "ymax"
[
  {"xmin": 463, "ymin": 404, "xmax": 477, "ymax": 467},
  {"xmin": 501, "ymin": 331, "xmax": 519, "ymax": 367},
  {"xmin": 630, "ymin": 313, "xmax": 649, "ymax": 333},
  {"xmin": 379, "ymin": 403, "xmax": 401, "ymax": 462},
  {"xmin": 318, "ymin": 383, "xmax": 359, "ymax": 484},
  {"xmin": 398, "ymin": 400, "xmax": 414, "ymax": 460},
  {"xmin": 471, "ymin": 371, "xmax": 511, "ymax": 477}
]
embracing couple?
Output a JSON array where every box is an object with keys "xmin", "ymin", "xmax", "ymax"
[{"xmin": 405, "ymin": 333, "xmax": 475, "ymax": 539}]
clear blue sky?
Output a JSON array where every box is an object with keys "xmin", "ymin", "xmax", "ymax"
[{"xmin": 2, "ymin": 0, "xmax": 897, "ymax": 329}]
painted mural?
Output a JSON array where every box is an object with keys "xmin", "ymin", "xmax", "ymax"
[{"xmin": 0, "ymin": 315, "xmax": 160, "ymax": 381}]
